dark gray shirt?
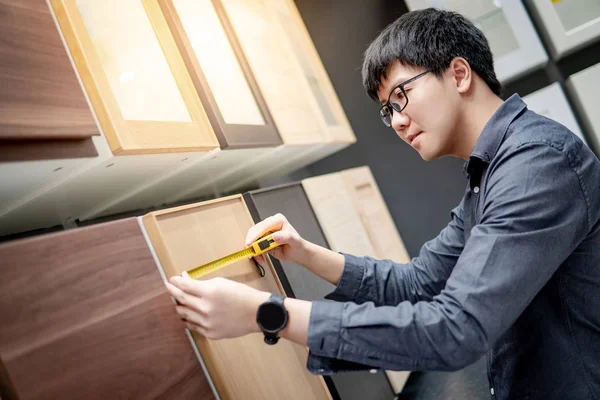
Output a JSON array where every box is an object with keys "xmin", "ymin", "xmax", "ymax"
[{"xmin": 306, "ymin": 94, "xmax": 600, "ymax": 400}]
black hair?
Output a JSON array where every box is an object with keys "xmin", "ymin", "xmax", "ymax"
[{"xmin": 362, "ymin": 8, "xmax": 502, "ymax": 101}]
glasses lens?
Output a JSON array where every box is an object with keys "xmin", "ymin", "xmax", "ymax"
[
  {"xmin": 380, "ymin": 106, "xmax": 392, "ymax": 127},
  {"xmin": 389, "ymin": 87, "xmax": 407, "ymax": 113}
]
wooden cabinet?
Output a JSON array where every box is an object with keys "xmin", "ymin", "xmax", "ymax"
[
  {"xmin": 527, "ymin": 0, "xmax": 600, "ymax": 59},
  {"xmin": 141, "ymin": 195, "xmax": 332, "ymax": 400},
  {"xmin": 566, "ymin": 62, "xmax": 600, "ymax": 155},
  {"xmin": 164, "ymin": 0, "xmax": 357, "ymax": 200},
  {"xmin": 523, "ymin": 82, "xmax": 588, "ymax": 145},
  {"xmin": 0, "ymin": 0, "xmax": 101, "ymax": 228},
  {"xmin": 302, "ymin": 167, "xmax": 411, "ymax": 394},
  {"xmin": 405, "ymin": 0, "xmax": 548, "ymax": 83},
  {"xmin": 0, "ymin": 0, "xmax": 221, "ymax": 236},
  {"xmin": 244, "ymin": 184, "xmax": 396, "ymax": 400},
  {"xmin": 0, "ymin": 218, "xmax": 213, "ymax": 400}
]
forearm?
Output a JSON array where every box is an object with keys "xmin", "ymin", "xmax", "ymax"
[
  {"xmin": 297, "ymin": 240, "xmax": 345, "ymax": 286},
  {"xmin": 280, "ymin": 298, "xmax": 311, "ymax": 346}
]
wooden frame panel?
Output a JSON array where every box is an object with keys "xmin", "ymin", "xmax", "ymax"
[
  {"xmin": 142, "ymin": 195, "xmax": 332, "ymax": 400},
  {"xmin": 528, "ymin": 0, "xmax": 600, "ymax": 59},
  {"xmin": 49, "ymin": 0, "xmax": 219, "ymax": 154},
  {"xmin": 0, "ymin": 218, "xmax": 213, "ymax": 399},
  {"xmin": 0, "ymin": 0, "xmax": 100, "ymax": 141},
  {"xmin": 566, "ymin": 62, "xmax": 600, "ymax": 155},
  {"xmin": 405, "ymin": 0, "xmax": 548, "ymax": 82},
  {"xmin": 158, "ymin": 0, "xmax": 282, "ymax": 149}
]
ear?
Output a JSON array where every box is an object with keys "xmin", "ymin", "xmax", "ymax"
[{"xmin": 449, "ymin": 57, "xmax": 472, "ymax": 94}]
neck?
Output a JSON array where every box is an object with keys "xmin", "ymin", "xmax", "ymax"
[{"xmin": 453, "ymin": 92, "xmax": 504, "ymax": 160}]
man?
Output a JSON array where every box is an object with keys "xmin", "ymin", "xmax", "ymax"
[{"xmin": 166, "ymin": 8, "xmax": 600, "ymax": 399}]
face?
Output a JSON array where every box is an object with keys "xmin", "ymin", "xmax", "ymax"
[{"xmin": 377, "ymin": 60, "xmax": 461, "ymax": 161}]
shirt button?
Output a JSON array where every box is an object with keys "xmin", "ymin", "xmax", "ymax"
[
  {"xmin": 474, "ymin": 186, "xmax": 480, "ymax": 194},
  {"xmin": 369, "ymin": 369, "xmax": 377, "ymax": 374},
  {"xmin": 318, "ymin": 369, "xmax": 325, "ymax": 373},
  {"xmin": 490, "ymin": 388, "xmax": 495, "ymax": 395}
]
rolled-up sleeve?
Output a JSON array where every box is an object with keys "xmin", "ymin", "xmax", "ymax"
[{"xmin": 306, "ymin": 143, "xmax": 589, "ymax": 374}]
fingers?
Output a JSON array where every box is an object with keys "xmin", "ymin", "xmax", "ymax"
[
  {"xmin": 165, "ymin": 280, "xmax": 204, "ymax": 312},
  {"xmin": 245, "ymin": 213, "xmax": 287, "ymax": 246},
  {"xmin": 169, "ymin": 271, "xmax": 207, "ymax": 297}
]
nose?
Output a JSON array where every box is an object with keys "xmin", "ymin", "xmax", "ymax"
[{"xmin": 390, "ymin": 108, "xmax": 410, "ymax": 136}]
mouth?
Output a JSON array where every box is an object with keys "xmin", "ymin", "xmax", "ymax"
[{"xmin": 407, "ymin": 131, "xmax": 422, "ymax": 145}]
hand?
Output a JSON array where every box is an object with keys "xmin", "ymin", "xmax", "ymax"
[
  {"xmin": 245, "ymin": 213, "xmax": 308, "ymax": 266},
  {"xmin": 165, "ymin": 271, "xmax": 270, "ymax": 340}
]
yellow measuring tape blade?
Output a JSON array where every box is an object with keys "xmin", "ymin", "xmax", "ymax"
[{"xmin": 186, "ymin": 233, "xmax": 280, "ymax": 279}]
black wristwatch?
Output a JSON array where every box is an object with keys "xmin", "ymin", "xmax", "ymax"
[{"xmin": 256, "ymin": 293, "xmax": 288, "ymax": 345}]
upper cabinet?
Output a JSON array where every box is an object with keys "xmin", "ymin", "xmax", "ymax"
[
  {"xmin": 219, "ymin": 0, "xmax": 356, "ymax": 145},
  {"xmin": 527, "ymin": 0, "xmax": 600, "ymax": 59},
  {"xmin": 158, "ymin": 0, "xmax": 281, "ymax": 148},
  {"xmin": 0, "ymin": 0, "xmax": 100, "ymax": 160},
  {"xmin": 50, "ymin": 0, "xmax": 219, "ymax": 154},
  {"xmin": 405, "ymin": 0, "xmax": 548, "ymax": 83}
]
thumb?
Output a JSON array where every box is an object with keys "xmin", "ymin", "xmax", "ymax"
[{"xmin": 273, "ymin": 230, "xmax": 294, "ymax": 245}]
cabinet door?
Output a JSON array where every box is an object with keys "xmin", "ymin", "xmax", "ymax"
[
  {"xmin": 566, "ymin": 62, "xmax": 600, "ymax": 154},
  {"xmin": 0, "ymin": 218, "xmax": 213, "ymax": 400},
  {"xmin": 0, "ymin": 0, "xmax": 99, "ymax": 161},
  {"xmin": 405, "ymin": 0, "xmax": 547, "ymax": 82},
  {"xmin": 158, "ymin": 0, "xmax": 282, "ymax": 149},
  {"xmin": 244, "ymin": 185, "xmax": 396, "ymax": 400},
  {"xmin": 50, "ymin": 0, "xmax": 219, "ymax": 154},
  {"xmin": 302, "ymin": 173, "xmax": 378, "ymax": 257},
  {"xmin": 528, "ymin": 0, "xmax": 600, "ymax": 59},
  {"xmin": 340, "ymin": 167, "xmax": 410, "ymax": 264},
  {"xmin": 219, "ymin": 0, "xmax": 328, "ymax": 145},
  {"xmin": 523, "ymin": 82, "xmax": 587, "ymax": 145},
  {"xmin": 142, "ymin": 195, "xmax": 332, "ymax": 400}
]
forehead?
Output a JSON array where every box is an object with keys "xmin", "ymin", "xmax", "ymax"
[{"xmin": 377, "ymin": 60, "xmax": 426, "ymax": 102}]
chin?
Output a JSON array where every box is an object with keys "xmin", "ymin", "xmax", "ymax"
[{"xmin": 417, "ymin": 149, "xmax": 440, "ymax": 161}]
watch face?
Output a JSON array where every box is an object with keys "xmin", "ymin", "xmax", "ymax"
[{"xmin": 258, "ymin": 302, "xmax": 286, "ymax": 332}]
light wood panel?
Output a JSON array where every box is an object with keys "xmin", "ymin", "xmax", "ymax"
[
  {"xmin": 303, "ymin": 168, "xmax": 412, "ymax": 394},
  {"xmin": 0, "ymin": 0, "xmax": 100, "ymax": 141},
  {"xmin": 341, "ymin": 166, "xmax": 410, "ymax": 264},
  {"xmin": 142, "ymin": 195, "xmax": 332, "ymax": 400},
  {"xmin": 302, "ymin": 172, "xmax": 378, "ymax": 257},
  {"xmin": 50, "ymin": 0, "xmax": 219, "ymax": 155},
  {"xmin": 0, "ymin": 218, "xmax": 213, "ymax": 400}
]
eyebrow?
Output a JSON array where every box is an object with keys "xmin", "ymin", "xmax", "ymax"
[{"xmin": 379, "ymin": 77, "xmax": 410, "ymax": 105}]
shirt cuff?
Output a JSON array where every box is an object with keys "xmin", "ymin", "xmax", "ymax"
[
  {"xmin": 324, "ymin": 253, "xmax": 365, "ymax": 302},
  {"xmin": 307, "ymin": 300, "xmax": 344, "ymax": 359}
]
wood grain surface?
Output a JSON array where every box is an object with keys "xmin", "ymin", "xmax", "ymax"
[
  {"xmin": 0, "ymin": 0, "xmax": 99, "ymax": 140},
  {"xmin": 0, "ymin": 218, "xmax": 213, "ymax": 400},
  {"xmin": 142, "ymin": 195, "xmax": 332, "ymax": 400},
  {"xmin": 0, "ymin": 138, "xmax": 97, "ymax": 161}
]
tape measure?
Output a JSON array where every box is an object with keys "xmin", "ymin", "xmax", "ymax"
[{"xmin": 185, "ymin": 233, "xmax": 280, "ymax": 279}]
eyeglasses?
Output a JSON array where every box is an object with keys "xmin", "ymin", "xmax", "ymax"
[{"xmin": 379, "ymin": 70, "xmax": 431, "ymax": 128}]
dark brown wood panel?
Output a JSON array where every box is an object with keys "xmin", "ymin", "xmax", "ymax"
[
  {"xmin": 0, "ymin": 138, "xmax": 97, "ymax": 161},
  {"xmin": 0, "ymin": 218, "xmax": 213, "ymax": 400},
  {"xmin": 244, "ymin": 185, "xmax": 395, "ymax": 400},
  {"xmin": 159, "ymin": 0, "xmax": 282, "ymax": 149},
  {"xmin": 0, "ymin": 0, "xmax": 100, "ymax": 140}
]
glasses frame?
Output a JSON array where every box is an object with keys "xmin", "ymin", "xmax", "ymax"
[{"xmin": 379, "ymin": 69, "xmax": 431, "ymax": 127}]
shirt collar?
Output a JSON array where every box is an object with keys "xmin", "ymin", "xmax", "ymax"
[{"xmin": 464, "ymin": 94, "xmax": 528, "ymax": 180}]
